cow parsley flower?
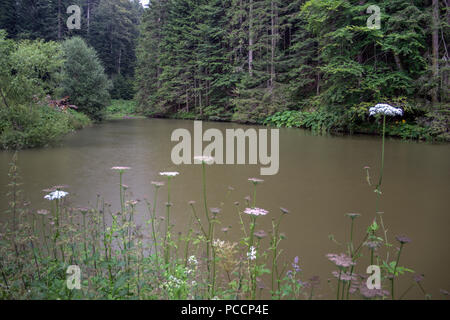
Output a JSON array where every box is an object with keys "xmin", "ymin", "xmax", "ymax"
[
  {"xmin": 369, "ymin": 104, "xmax": 403, "ymax": 117},
  {"xmin": 44, "ymin": 190, "xmax": 69, "ymax": 200}
]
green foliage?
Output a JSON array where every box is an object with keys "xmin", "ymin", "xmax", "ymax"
[
  {"xmin": 0, "ymin": 105, "xmax": 91, "ymax": 149},
  {"xmin": 61, "ymin": 37, "xmax": 112, "ymax": 120},
  {"xmin": 105, "ymin": 99, "xmax": 140, "ymax": 119},
  {"xmin": 0, "ymin": 30, "xmax": 63, "ymax": 106}
]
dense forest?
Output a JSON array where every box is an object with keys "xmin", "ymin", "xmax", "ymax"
[
  {"xmin": 135, "ymin": 0, "xmax": 449, "ymax": 139},
  {"xmin": 0, "ymin": 0, "xmax": 449, "ymax": 149}
]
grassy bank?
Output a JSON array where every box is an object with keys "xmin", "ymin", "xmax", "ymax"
[
  {"xmin": 264, "ymin": 106, "xmax": 449, "ymax": 142},
  {"xmin": 105, "ymin": 100, "xmax": 145, "ymax": 120}
]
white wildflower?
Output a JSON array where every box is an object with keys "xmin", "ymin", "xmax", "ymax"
[
  {"xmin": 369, "ymin": 104, "xmax": 403, "ymax": 117},
  {"xmin": 44, "ymin": 190, "xmax": 68, "ymax": 200},
  {"xmin": 188, "ymin": 255, "xmax": 198, "ymax": 265},
  {"xmin": 244, "ymin": 207, "xmax": 269, "ymax": 216},
  {"xmin": 247, "ymin": 246, "xmax": 257, "ymax": 260},
  {"xmin": 213, "ymin": 239, "xmax": 226, "ymax": 248},
  {"xmin": 159, "ymin": 171, "xmax": 179, "ymax": 177},
  {"xmin": 111, "ymin": 166, "xmax": 131, "ymax": 171},
  {"xmin": 194, "ymin": 156, "xmax": 214, "ymax": 164}
]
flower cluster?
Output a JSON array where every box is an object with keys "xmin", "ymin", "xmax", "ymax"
[
  {"xmin": 369, "ymin": 104, "xmax": 403, "ymax": 117},
  {"xmin": 111, "ymin": 166, "xmax": 131, "ymax": 171},
  {"xmin": 188, "ymin": 255, "xmax": 198, "ymax": 266},
  {"xmin": 44, "ymin": 190, "xmax": 69, "ymax": 200},
  {"xmin": 194, "ymin": 156, "xmax": 214, "ymax": 164},
  {"xmin": 244, "ymin": 207, "xmax": 268, "ymax": 216},
  {"xmin": 159, "ymin": 171, "xmax": 179, "ymax": 177},
  {"xmin": 161, "ymin": 275, "xmax": 184, "ymax": 290},
  {"xmin": 326, "ymin": 253, "xmax": 355, "ymax": 268},
  {"xmin": 247, "ymin": 246, "xmax": 257, "ymax": 260}
]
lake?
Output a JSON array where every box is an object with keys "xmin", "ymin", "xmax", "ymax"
[{"xmin": 1, "ymin": 118, "xmax": 449, "ymax": 299}]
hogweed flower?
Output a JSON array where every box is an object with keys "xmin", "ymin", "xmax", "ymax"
[
  {"xmin": 248, "ymin": 178, "xmax": 264, "ymax": 185},
  {"xmin": 194, "ymin": 156, "xmax": 214, "ymax": 164},
  {"xmin": 244, "ymin": 207, "xmax": 268, "ymax": 216},
  {"xmin": 369, "ymin": 104, "xmax": 403, "ymax": 117},
  {"xmin": 159, "ymin": 171, "xmax": 179, "ymax": 177},
  {"xmin": 151, "ymin": 181, "xmax": 165, "ymax": 188},
  {"xmin": 247, "ymin": 246, "xmax": 257, "ymax": 260},
  {"xmin": 346, "ymin": 213, "xmax": 361, "ymax": 220},
  {"xmin": 111, "ymin": 166, "xmax": 131, "ymax": 171},
  {"xmin": 280, "ymin": 207, "xmax": 289, "ymax": 214},
  {"xmin": 44, "ymin": 190, "xmax": 68, "ymax": 200}
]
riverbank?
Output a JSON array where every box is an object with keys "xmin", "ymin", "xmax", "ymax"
[
  {"xmin": 0, "ymin": 106, "xmax": 91, "ymax": 150},
  {"xmin": 104, "ymin": 99, "xmax": 146, "ymax": 120},
  {"xmin": 141, "ymin": 104, "xmax": 449, "ymax": 143}
]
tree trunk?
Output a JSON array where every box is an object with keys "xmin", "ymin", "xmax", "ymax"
[
  {"xmin": 87, "ymin": 0, "xmax": 91, "ymax": 34},
  {"xmin": 58, "ymin": 0, "xmax": 62, "ymax": 40},
  {"xmin": 248, "ymin": 0, "xmax": 253, "ymax": 76},
  {"xmin": 269, "ymin": 0, "xmax": 277, "ymax": 92},
  {"xmin": 431, "ymin": 0, "xmax": 440, "ymax": 104}
]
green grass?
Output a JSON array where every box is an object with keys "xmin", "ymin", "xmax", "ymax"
[{"xmin": 105, "ymin": 100, "xmax": 145, "ymax": 120}]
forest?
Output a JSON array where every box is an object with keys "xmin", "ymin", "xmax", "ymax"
[
  {"xmin": 0, "ymin": 0, "xmax": 448, "ymax": 149},
  {"xmin": 0, "ymin": 1, "xmax": 449, "ymax": 302}
]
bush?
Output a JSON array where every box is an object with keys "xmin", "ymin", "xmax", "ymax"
[
  {"xmin": 0, "ymin": 105, "xmax": 91, "ymax": 149},
  {"xmin": 61, "ymin": 37, "xmax": 112, "ymax": 120}
]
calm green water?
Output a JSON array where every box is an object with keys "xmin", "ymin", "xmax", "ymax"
[{"xmin": 1, "ymin": 118, "xmax": 449, "ymax": 299}]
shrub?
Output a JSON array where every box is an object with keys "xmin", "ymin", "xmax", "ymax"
[{"xmin": 60, "ymin": 37, "xmax": 112, "ymax": 120}]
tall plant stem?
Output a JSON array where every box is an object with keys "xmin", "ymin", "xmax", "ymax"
[
  {"xmin": 164, "ymin": 177, "xmax": 172, "ymax": 266},
  {"xmin": 391, "ymin": 243, "xmax": 404, "ymax": 300},
  {"xmin": 201, "ymin": 162, "xmax": 211, "ymax": 277},
  {"xmin": 151, "ymin": 188, "xmax": 160, "ymax": 264}
]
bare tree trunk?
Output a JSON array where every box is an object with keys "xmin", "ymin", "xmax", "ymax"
[
  {"xmin": 58, "ymin": 0, "xmax": 62, "ymax": 40},
  {"xmin": 87, "ymin": 0, "xmax": 91, "ymax": 34},
  {"xmin": 118, "ymin": 49, "xmax": 122, "ymax": 75},
  {"xmin": 394, "ymin": 53, "xmax": 403, "ymax": 72},
  {"xmin": 431, "ymin": 0, "xmax": 440, "ymax": 104},
  {"xmin": 269, "ymin": 0, "xmax": 277, "ymax": 92},
  {"xmin": 248, "ymin": 0, "xmax": 253, "ymax": 76}
]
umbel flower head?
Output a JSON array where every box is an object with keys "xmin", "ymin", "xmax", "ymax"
[
  {"xmin": 244, "ymin": 207, "xmax": 268, "ymax": 216},
  {"xmin": 44, "ymin": 190, "xmax": 69, "ymax": 200},
  {"xmin": 194, "ymin": 156, "xmax": 214, "ymax": 164},
  {"xmin": 369, "ymin": 104, "xmax": 403, "ymax": 117},
  {"xmin": 248, "ymin": 178, "xmax": 264, "ymax": 185},
  {"xmin": 111, "ymin": 166, "xmax": 131, "ymax": 171},
  {"xmin": 247, "ymin": 246, "xmax": 257, "ymax": 260},
  {"xmin": 326, "ymin": 253, "xmax": 355, "ymax": 268},
  {"xmin": 159, "ymin": 171, "xmax": 179, "ymax": 177}
]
